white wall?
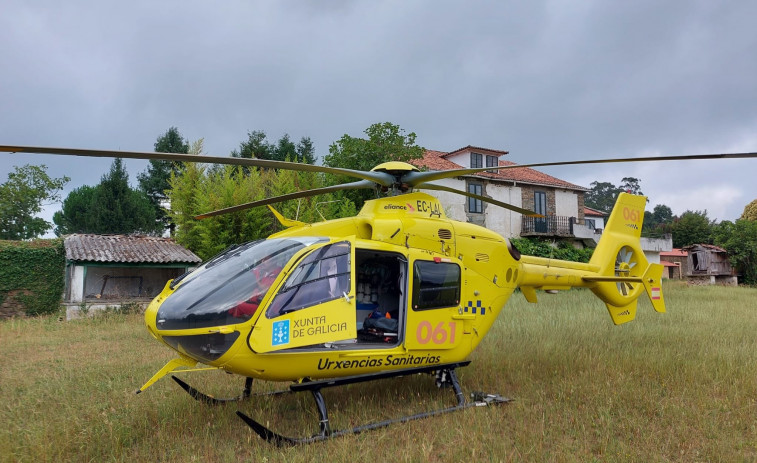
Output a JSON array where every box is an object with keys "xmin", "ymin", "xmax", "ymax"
[
  {"xmin": 555, "ymin": 189, "xmax": 578, "ymax": 217},
  {"xmin": 445, "ymin": 152, "xmax": 470, "ymax": 167},
  {"xmin": 419, "ymin": 177, "xmax": 466, "ymax": 220},
  {"xmin": 68, "ymin": 265, "xmax": 85, "ymax": 303},
  {"xmin": 421, "ymin": 179, "xmax": 523, "ymax": 239},
  {"xmin": 485, "ymin": 183, "xmax": 522, "ymax": 238}
]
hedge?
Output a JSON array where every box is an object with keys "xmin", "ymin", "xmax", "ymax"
[{"xmin": 0, "ymin": 239, "xmax": 65, "ymax": 316}]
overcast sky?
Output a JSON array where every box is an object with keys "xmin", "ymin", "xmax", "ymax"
[{"xmin": 2, "ymin": 1, "xmax": 756, "ymax": 235}]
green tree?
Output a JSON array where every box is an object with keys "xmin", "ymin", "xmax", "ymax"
[
  {"xmin": 586, "ymin": 177, "xmax": 644, "ymax": 214},
  {"xmin": 741, "ymin": 199, "xmax": 757, "ymax": 221},
  {"xmin": 231, "ymin": 131, "xmax": 316, "ymax": 164},
  {"xmin": 585, "ymin": 181, "xmax": 620, "ymax": 214},
  {"xmin": 670, "ymin": 210, "xmax": 714, "ymax": 248},
  {"xmin": 232, "ymin": 130, "xmax": 273, "ymax": 160},
  {"xmin": 166, "ymin": 139, "xmax": 206, "ymax": 253},
  {"xmin": 168, "ymin": 140, "xmax": 355, "ymax": 259},
  {"xmin": 274, "ymin": 134, "xmax": 297, "ymax": 162},
  {"xmin": 0, "ymin": 165, "xmax": 69, "ymax": 240},
  {"xmin": 619, "ymin": 177, "xmax": 643, "ymax": 195},
  {"xmin": 324, "ymin": 122, "xmax": 425, "ymax": 208},
  {"xmin": 643, "ymin": 204, "xmax": 674, "ymax": 236},
  {"xmin": 296, "ymin": 136, "xmax": 316, "ymax": 164},
  {"xmin": 138, "ymin": 127, "xmax": 190, "ymax": 233},
  {"xmin": 713, "ymin": 219, "xmax": 757, "ymax": 284},
  {"xmin": 54, "ymin": 159, "xmax": 161, "ymax": 235}
]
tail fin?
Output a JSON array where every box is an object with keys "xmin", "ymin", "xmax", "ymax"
[{"xmin": 586, "ymin": 193, "xmax": 666, "ymax": 324}]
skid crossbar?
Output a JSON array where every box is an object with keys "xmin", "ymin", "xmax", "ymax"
[{"xmin": 235, "ymin": 361, "xmax": 511, "ymax": 446}]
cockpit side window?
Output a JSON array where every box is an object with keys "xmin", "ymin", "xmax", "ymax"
[{"xmin": 266, "ymin": 241, "xmax": 351, "ymax": 318}]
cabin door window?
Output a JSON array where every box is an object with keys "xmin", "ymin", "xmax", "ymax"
[{"xmin": 405, "ymin": 260, "xmax": 464, "ymax": 351}]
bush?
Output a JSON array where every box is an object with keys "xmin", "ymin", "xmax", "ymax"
[{"xmin": 511, "ymin": 238, "xmax": 594, "ymax": 263}]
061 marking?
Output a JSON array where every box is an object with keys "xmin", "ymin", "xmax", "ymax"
[
  {"xmin": 623, "ymin": 207, "xmax": 640, "ymax": 223},
  {"xmin": 416, "ymin": 321, "xmax": 457, "ymax": 345}
]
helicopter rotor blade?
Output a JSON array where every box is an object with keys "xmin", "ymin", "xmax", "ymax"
[
  {"xmin": 194, "ymin": 179, "xmax": 376, "ymax": 219},
  {"xmin": 402, "ymin": 151, "xmax": 757, "ymax": 187},
  {"xmin": 0, "ymin": 145, "xmax": 396, "ymax": 186},
  {"xmin": 420, "ymin": 182, "xmax": 543, "ymax": 217}
]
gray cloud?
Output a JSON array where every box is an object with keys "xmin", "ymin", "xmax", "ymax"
[{"xmin": 2, "ymin": 0, "xmax": 756, "ymax": 232}]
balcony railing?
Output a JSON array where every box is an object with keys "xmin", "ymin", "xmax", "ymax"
[{"xmin": 521, "ymin": 215, "xmax": 575, "ymax": 236}]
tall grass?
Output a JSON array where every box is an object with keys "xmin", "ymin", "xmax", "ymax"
[{"xmin": 1, "ymin": 282, "xmax": 755, "ymax": 462}]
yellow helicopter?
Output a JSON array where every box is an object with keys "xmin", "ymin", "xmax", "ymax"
[{"xmin": 2, "ymin": 144, "xmax": 756, "ymax": 445}]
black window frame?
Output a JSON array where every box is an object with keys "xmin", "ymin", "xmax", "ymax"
[
  {"xmin": 470, "ymin": 152, "xmax": 483, "ymax": 169},
  {"xmin": 485, "ymin": 155, "xmax": 498, "ymax": 173},
  {"xmin": 533, "ymin": 191, "xmax": 547, "ymax": 215},
  {"xmin": 411, "ymin": 260, "xmax": 461, "ymax": 311},
  {"xmin": 467, "ymin": 182, "xmax": 483, "ymax": 213}
]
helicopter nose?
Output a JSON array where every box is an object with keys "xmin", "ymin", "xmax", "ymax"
[{"xmin": 144, "ymin": 290, "xmax": 243, "ymax": 364}]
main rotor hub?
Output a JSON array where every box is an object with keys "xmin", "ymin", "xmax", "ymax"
[
  {"xmin": 370, "ymin": 161, "xmax": 420, "ymax": 174},
  {"xmin": 370, "ymin": 161, "xmax": 420, "ymax": 194}
]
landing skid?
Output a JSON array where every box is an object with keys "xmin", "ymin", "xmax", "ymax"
[
  {"xmin": 171, "ymin": 375, "xmax": 290, "ymax": 405},
  {"xmin": 234, "ymin": 362, "xmax": 511, "ymax": 446}
]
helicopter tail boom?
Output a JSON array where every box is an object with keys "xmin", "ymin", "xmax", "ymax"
[{"xmin": 517, "ymin": 193, "xmax": 665, "ymax": 325}]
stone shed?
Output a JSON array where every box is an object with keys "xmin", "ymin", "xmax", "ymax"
[{"xmin": 64, "ymin": 234, "xmax": 201, "ymax": 317}]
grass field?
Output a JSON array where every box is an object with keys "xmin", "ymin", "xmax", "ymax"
[{"xmin": 1, "ymin": 281, "xmax": 756, "ymax": 462}]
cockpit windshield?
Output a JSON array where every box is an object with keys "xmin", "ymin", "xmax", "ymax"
[{"xmin": 156, "ymin": 237, "xmax": 326, "ymax": 330}]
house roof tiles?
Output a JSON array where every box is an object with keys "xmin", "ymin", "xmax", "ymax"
[
  {"xmin": 413, "ymin": 150, "xmax": 587, "ymax": 191},
  {"xmin": 660, "ymin": 248, "xmax": 688, "ymax": 257},
  {"xmin": 64, "ymin": 234, "xmax": 202, "ymax": 264},
  {"xmin": 682, "ymin": 243, "xmax": 727, "ymax": 253},
  {"xmin": 584, "ymin": 206, "xmax": 605, "ymax": 217}
]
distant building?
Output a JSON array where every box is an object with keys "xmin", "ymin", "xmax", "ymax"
[
  {"xmin": 583, "ymin": 206, "xmax": 606, "ymax": 232},
  {"xmin": 682, "ymin": 244, "xmax": 736, "ymax": 285},
  {"xmin": 413, "ymin": 146, "xmax": 587, "ymax": 240},
  {"xmin": 63, "ymin": 234, "xmax": 201, "ymax": 318},
  {"xmin": 412, "ymin": 146, "xmax": 672, "ymax": 260},
  {"xmin": 660, "ymin": 248, "xmax": 688, "ymax": 279}
]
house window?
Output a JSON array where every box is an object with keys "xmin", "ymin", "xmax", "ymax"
[
  {"xmin": 468, "ymin": 183, "xmax": 483, "ymax": 213},
  {"xmin": 470, "ymin": 152, "xmax": 483, "ymax": 168},
  {"xmin": 533, "ymin": 191, "xmax": 547, "ymax": 232},
  {"xmin": 585, "ymin": 218, "xmax": 596, "ymax": 229},
  {"xmin": 533, "ymin": 191, "xmax": 547, "ymax": 215},
  {"xmin": 486, "ymin": 155, "xmax": 498, "ymax": 173}
]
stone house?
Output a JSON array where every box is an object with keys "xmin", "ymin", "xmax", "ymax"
[
  {"xmin": 414, "ymin": 146, "xmax": 589, "ymax": 241},
  {"xmin": 660, "ymin": 248, "xmax": 688, "ymax": 279}
]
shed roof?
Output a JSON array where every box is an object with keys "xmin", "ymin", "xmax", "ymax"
[
  {"xmin": 682, "ymin": 243, "xmax": 727, "ymax": 253},
  {"xmin": 414, "ymin": 150, "xmax": 587, "ymax": 191},
  {"xmin": 584, "ymin": 206, "xmax": 605, "ymax": 217},
  {"xmin": 64, "ymin": 234, "xmax": 202, "ymax": 264},
  {"xmin": 660, "ymin": 248, "xmax": 688, "ymax": 257}
]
